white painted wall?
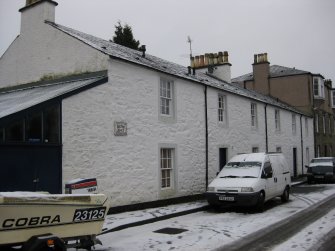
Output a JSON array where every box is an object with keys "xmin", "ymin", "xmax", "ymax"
[
  {"xmin": 62, "ymin": 57, "xmax": 314, "ymax": 207},
  {"xmin": 62, "ymin": 59, "xmax": 207, "ymax": 206},
  {"xmin": 207, "ymin": 90, "xmax": 267, "ymax": 182},
  {"xmin": 0, "ymin": 1, "xmax": 108, "ymax": 88},
  {"xmin": 207, "ymin": 89, "xmax": 314, "ymax": 183}
]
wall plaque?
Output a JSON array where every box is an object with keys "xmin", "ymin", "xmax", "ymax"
[{"xmin": 114, "ymin": 121, "xmax": 127, "ymax": 136}]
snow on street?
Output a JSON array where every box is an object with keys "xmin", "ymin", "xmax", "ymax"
[{"xmin": 71, "ymin": 184, "xmax": 335, "ymax": 251}]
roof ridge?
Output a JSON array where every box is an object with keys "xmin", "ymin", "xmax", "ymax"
[{"xmin": 45, "ymin": 21, "xmax": 310, "ymax": 117}]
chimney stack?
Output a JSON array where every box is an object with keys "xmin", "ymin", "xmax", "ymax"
[
  {"xmin": 252, "ymin": 52, "xmax": 270, "ymax": 95},
  {"xmin": 189, "ymin": 50, "xmax": 231, "ymax": 83},
  {"xmin": 19, "ymin": 0, "xmax": 58, "ymax": 36}
]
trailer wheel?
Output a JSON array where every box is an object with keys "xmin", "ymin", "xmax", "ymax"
[{"xmin": 22, "ymin": 234, "xmax": 66, "ymax": 251}]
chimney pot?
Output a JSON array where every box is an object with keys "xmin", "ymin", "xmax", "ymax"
[
  {"xmin": 223, "ymin": 51, "xmax": 229, "ymax": 63},
  {"xmin": 209, "ymin": 53, "xmax": 214, "ymax": 65},
  {"xmin": 195, "ymin": 55, "xmax": 200, "ymax": 68},
  {"xmin": 190, "ymin": 56, "xmax": 195, "ymax": 68},
  {"xmin": 213, "ymin": 53, "xmax": 218, "ymax": 65},
  {"xmin": 218, "ymin": 52, "xmax": 223, "ymax": 64},
  {"xmin": 200, "ymin": 55, "xmax": 205, "ymax": 67},
  {"xmin": 204, "ymin": 53, "xmax": 209, "ymax": 66},
  {"xmin": 140, "ymin": 45, "xmax": 146, "ymax": 57},
  {"xmin": 254, "ymin": 54, "xmax": 258, "ymax": 63},
  {"xmin": 264, "ymin": 52, "xmax": 268, "ymax": 62}
]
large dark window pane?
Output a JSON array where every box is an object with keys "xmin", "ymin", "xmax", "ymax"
[
  {"xmin": 44, "ymin": 105, "xmax": 60, "ymax": 143},
  {"xmin": 26, "ymin": 113, "xmax": 42, "ymax": 142},
  {"xmin": 6, "ymin": 119, "xmax": 24, "ymax": 142},
  {"xmin": 0, "ymin": 128, "xmax": 4, "ymax": 142}
]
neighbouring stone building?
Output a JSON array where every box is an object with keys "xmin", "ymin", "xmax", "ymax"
[
  {"xmin": 232, "ymin": 53, "xmax": 335, "ymax": 158},
  {"xmin": 0, "ymin": 0, "xmax": 314, "ymax": 208}
]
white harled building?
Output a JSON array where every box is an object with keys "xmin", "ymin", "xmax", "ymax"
[{"xmin": 0, "ymin": 0, "xmax": 314, "ymax": 208}]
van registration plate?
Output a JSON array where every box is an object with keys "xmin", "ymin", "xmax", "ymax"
[{"xmin": 219, "ymin": 196, "xmax": 234, "ymax": 201}]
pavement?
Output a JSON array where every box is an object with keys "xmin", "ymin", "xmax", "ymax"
[{"xmin": 100, "ymin": 176, "xmax": 307, "ymax": 236}]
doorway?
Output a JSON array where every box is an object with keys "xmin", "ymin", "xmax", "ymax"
[
  {"xmin": 219, "ymin": 148, "xmax": 227, "ymax": 171},
  {"xmin": 0, "ymin": 145, "xmax": 62, "ymax": 193},
  {"xmin": 293, "ymin": 147, "xmax": 297, "ymax": 177}
]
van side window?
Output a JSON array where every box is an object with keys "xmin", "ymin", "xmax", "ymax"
[{"xmin": 263, "ymin": 162, "xmax": 273, "ymax": 178}]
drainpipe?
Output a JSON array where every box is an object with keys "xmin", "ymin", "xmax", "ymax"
[
  {"xmin": 204, "ymin": 85, "xmax": 209, "ymax": 188},
  {"xmin": 264, "ymin": 104, "xmax": 268, "ymax": 152},
  {"xmin": 300, "ymin": 115, "xmax": 304, "ymax": 175}
]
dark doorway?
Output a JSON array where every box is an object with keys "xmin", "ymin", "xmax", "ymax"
[
  {"xmin": 219, "ymin": 148, "xmax": 227, "ymax": 171},
  {"xmin": 293, "ymin": 147, "xmax": 297, "ymax": 177},
  {"xmin": 0, "ymin": 145, "xmax": 62, "ymax": 193}
]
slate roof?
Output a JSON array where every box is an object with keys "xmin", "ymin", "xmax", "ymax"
[
  {"xmin": 0, "ymin": 74, "xmax": 107, "ymax": 119},
  {"xmin": 45, "ymin": 21, "xmax": 311, "ymax": 116},
  {"xmin": 232, "ymin": 65, "xmax": 311, "ymax": 83}
]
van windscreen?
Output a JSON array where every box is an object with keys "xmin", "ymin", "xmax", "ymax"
[{"xmin": 225, "ymin": 161, "xmax": 262, "ymax": 168}]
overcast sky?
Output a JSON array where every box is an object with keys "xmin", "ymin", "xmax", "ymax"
[{"xmin": 1, "ymin": 0, "xmax": 334, "ymax": 82}]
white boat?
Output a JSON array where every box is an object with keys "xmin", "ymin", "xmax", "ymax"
[{"xmin": 0, "ymin": 192, "xmax": 109, "ymax": 248}]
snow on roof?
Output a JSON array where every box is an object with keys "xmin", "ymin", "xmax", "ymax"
[
  {"xmin": 0, "ymin": 74, "xmax": 107, "ymax": 119},
  {"xmin": 46, "ymin": 21, "xmax": 309, "ymax": 117},
  {"xmin": 232, "ymin": 65, "xmax": 311, "ymax": 83}
]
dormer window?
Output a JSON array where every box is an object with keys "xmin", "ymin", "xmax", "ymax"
[
  {"xmin": 313, "ymin": 77, "xmax": 325, "ymax": 99},
  {"xmin": 331, "ymin": 90, "xmax": 335, "ymax": 108}
]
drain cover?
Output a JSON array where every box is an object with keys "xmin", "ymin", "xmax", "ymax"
[{"xmin": 154, "ymin": 227, "xmax": 188, "ymax": 235}]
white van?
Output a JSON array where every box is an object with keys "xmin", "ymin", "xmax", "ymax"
[{"xmin": 205, "ymin": 152, "xmax": 291, "ymax": 210}]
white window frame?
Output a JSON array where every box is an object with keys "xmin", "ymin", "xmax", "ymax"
[
  {"xmin": 306, "ymin": 147, "xmax": 310, "ymax": 164},
  {"xmin": 275, "ymin": 109, "xmax": 280, "ymax": 132},
  {"xmin": 160, "ymin": 78, "xmax": 174, "ymax": 117},
  {"xmin": 251, "ymin": 103, "xmax": 257, "ymax": 128},
  {"xmin": 313, "ymin": 77, "xmax": 325, "ymax": 99},
  {"xmin": 252, "ymin": 147, "xmax": 259, "ymax": 153},
  {"xmin": 315, "ymin": 114, "xmax": 319, "ymax": 133},
  {"xmin": 160, "ymin": 148, "xmax": 174, "ymax": 189},
  {"xmin": 332, "ymin": 90, "xmax": 335, "ymax": 108},
  {"xmin": 313, "ymin": 77, "xmax": 319, "ymax": 96},
  {"xmin": 292, "ymin": 114, "xmax": 296, "ymax": 135}
]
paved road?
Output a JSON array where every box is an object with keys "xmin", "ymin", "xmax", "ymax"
[{"xmin": 215, "ymin": 188, "xmax": 335, "ymax": 251}]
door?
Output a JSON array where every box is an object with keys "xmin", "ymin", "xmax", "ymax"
[
  {"xmin": 219, "ymin": 148, "xmax": 227, "ymax": 171},
  {"xmin": 293, "ymin": 148, "xmax": 297, "ymax": 177},
  {"xmin": 0, "ymin": 145, "xmax": 62, "ymax": 193},
  {"xmin": 263, "ymin": 161, "xmax": 276, "ymax": 199}
]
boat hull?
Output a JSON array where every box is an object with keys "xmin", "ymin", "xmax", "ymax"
[{"xmin": 0, "ymin": 192, "xmax": 108, "ymax": 246}]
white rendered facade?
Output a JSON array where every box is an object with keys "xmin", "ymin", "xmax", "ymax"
[{"xmin": 0, "ymin": 0, "xmax": 314, "ymax": 207}]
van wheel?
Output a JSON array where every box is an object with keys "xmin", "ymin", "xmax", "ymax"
[
  {"xmin": 255, "ymin": 191, "xmax": 265, "ymax": 212},
  {"xmin": 281, "ymin": 187, "xmax": 290, "ymax": 203}
]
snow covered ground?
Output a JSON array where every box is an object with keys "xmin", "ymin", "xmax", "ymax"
[{"xmin": 70, "ymin": 184, "xmax": 335, "ymax": 251}]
